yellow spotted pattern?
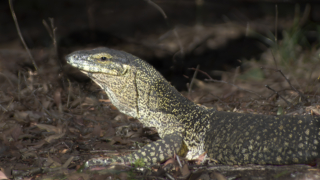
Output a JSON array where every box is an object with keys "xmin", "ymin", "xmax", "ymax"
[{"xmin": 66, "ymin": 47, "xmax": 320, "ymax": 167}]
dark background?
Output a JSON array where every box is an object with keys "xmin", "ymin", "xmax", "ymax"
[{"xmin": 1, "ymin": 0, "xmax": 320, "ymax": 90}]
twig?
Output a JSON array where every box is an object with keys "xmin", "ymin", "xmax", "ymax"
[
  {"xmin": 188, "ymin": 34, "xmax": 215, "ymax": 54},
  {"xmin": 0, "ymin": 72, "xmax": 14, "ymax": 88},
  {"xmin": 261, "ymin": 67, "xmax": 308, "ymax": 103},
  {"xmin": 144, "ymin": 0, "xmax": 167, "ymax": 19},
  {"xmin": 13, "ymin": 167, "xmax": 42, "ymax": 179},
  {"xmin": 0, "ymin": 104, "xmax": 8, "ymax": 112},
  {"xmin": 165, "ymin": 173, "xmax": 175, "ymax": 180},
  {"xmin": 8, "ymin": 0, "xmax": 38, "ymax": 71},
  {"xmin": 43, "ymin": 18, "xmax": 62, "ymax": 70},
  {"xmin": 275, "ymin": 4, "xmax": 278, "ymax": 44},
  {"xmin": 18, "ymin": 70, "xmax": 21, "ymax": 101},
  {"xmin": 299, "ymin": 3, "xmax": 311, "ymax": 27},
  {"xmin": 188, "ymin": 65, "xmax": 199, "ymax": 99},
  {"xmin": 206, "ymin": 78, "xmax": 262, "ymax": 99},
  {"xmin": 189, "ymin": 68, "xmax": 262, "ymax": 99},
  {"xmin": 32, "ymin": 93, "xmax": 67, "ymax": 121},
  {"xmin": 173, "ymin": 28, "xmax": 184, "ymax": 56},
  {"xmin": 203, "ymin": 164, "xmax": 313, "ymax": 172},
  {"xmin": 67, "ymin": 79, "xmax": 71, "ymax": 108},
  {"xmin": 176, "ymin": 155, "xmax": 182, "ymax": 167},
  {"xmin": 232, "ymin": 66, "xmax": 240, "ymax": 84},
  {"xmin": 270, "ymin": 50, "xmax": 278, "ymax": 69},
  {"xmin": 265, "ymin": 85, "xmax": 293, "ymax": 106},
  {"xmin": 79, "ymin": 84, "xmax": 83, "ymax": 113},
  {"xmin": 195, "ymin": 0, "xmax": 204, "ymax": 25},
  {"xmin": 205, "ymin": 93, "xmax": 231, "ymax": 109},
  {"xmin": 145, "ymin": 0, "xmax": 184, "ymax": 57}
]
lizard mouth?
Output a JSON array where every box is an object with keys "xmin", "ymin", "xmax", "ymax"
[
  {"xmin": 66, "ymin": 53, "xmax": 129, "ymax": 76},
  {"xmin": 66, "ymin": 58, "xmax": 89, "ymax": 72}
]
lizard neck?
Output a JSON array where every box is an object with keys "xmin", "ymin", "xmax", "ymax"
[
  {"xmin": 133, "ymin": 64, "xmax": 211, "ymax": 137},
  {"xmin": 88, "ymin": 58, "xmax": 211, "ymax": 138}
]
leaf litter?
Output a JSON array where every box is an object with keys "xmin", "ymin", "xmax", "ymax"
[{"xmin": 1, "ymin": 23, "xmax": 320, "ymax": 180}]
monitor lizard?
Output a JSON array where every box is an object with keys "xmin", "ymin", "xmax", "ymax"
[{"xmin": 66, "ymin": 47, "xmax": 320, "ymax": 167}]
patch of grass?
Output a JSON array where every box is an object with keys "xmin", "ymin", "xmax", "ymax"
[
  {"xmin": 133, "ymin": 158, "xmax": 146, "ymax": 168},
  {"xmin": 272, "ymin": 4, "xmax": 319, "ymax": 67}
]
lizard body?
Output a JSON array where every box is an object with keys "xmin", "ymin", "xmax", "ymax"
[{"xmin": 66, "ymin": 47, "xmax": 320, "ymax": 167}]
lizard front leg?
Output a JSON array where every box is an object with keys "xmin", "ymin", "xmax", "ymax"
[{"xmin": 84, "ymin": 132, "xmax": 184, "ymax": 168}]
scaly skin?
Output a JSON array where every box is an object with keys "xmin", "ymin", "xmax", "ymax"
[{"xmin": 66, "ymin": 47, "xmax": 320, "ymax": 167}]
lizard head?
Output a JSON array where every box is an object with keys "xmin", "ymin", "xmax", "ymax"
[
  {"xmin": 66, "ymin": 47, "xmax": 156, "ymax": 118},
  {"xmin": 66, "ymin": 47, "xmax": 132, "ymax": 76}
]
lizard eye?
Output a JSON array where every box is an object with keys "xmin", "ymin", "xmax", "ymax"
[{"xmin": 101, "ymin": 57, "xmax": 107, "ymax": 61}]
